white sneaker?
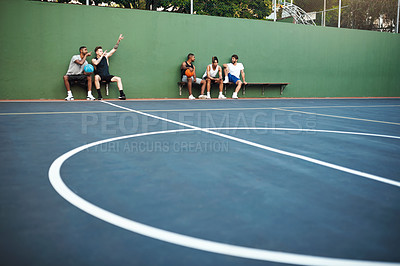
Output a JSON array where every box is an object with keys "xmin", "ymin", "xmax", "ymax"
[
  {"xmin": 218, "ymin": 94, "xmax": 226, "ymax": 99},
  {"xmin": 232, "ymin": 93, "xmax": 238, "ymax": 99},
  {"xmin": 198, "ymin": 95, "xmax": 207, "ymax": 99},
  {"xmin": 87, "ymin": 95, "xmax": 96, "ymax": 101},
  {"xmin": 65, "ymin": 95, "xmax": 74, "ymax": 101},
  {"xmin": 223, "ymin": 76, "xmax": 229, "ymax": 84},
  {"xmin": 206, "ymin": 95, "xmax": 211, "ymax": 99},
  {"xmin": 188, "ymin": 95, "xmax": 196, "ymax": 100}
]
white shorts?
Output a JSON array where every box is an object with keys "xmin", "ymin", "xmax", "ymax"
[{"xmin": 182, "ymin": 75, "xmax": 202, "ymax": 84}]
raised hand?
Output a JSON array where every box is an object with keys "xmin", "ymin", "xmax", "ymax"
[{"xmin": 118, "ymin": 34, "xmax": 124, "ymax": 42}]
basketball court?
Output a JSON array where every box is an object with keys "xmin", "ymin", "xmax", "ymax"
[{"xmin": 1, "ymin": 98, "xmax": 399, "ymax": 266}]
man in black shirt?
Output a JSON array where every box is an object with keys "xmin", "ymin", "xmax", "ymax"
[{"xmin": 92, "ymin": 34, "xmax": 126, "ymax": 100}]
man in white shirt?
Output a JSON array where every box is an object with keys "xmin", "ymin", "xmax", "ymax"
[{"xmin": 223, "ymin": 54, "xmax": 247, "ymax": 99}]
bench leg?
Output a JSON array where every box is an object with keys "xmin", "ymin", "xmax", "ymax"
[
  {"xmin": 224, "ymin": 84, "xmax": 227, "ymax": 95},
  {"xmin": 106, "ymin": 83, "xmax": 109, "ymax": 96},
  {"xmin": 242, "ymin": 84, "xmax": 245, "ymax": 95},
  {"xmin": 280, "ymin": 85, "xmax": 287, "ymax": 95},
  {"xmin": 179, "ymin": 85, "xmax": 182, "ymax": 96}
]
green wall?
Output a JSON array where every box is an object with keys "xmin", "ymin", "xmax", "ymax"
[{"xmin": 0, "ymin": 0, "xmax": 399, "ymax": 99}]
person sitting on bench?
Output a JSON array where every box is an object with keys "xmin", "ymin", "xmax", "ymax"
[
  {"xmin": 202, "ymin": 56, "xmax": 226, "ymax": 99},
  {"xmin": 180, "ymin": 53, "xmax": 206, "ymax": 100},
  {"xmin": 63, "ymin": 46, "xmax": 95, "ymax": 101},
  {"xmin": 223, "ymin": 54, "xmax": 247, "ymax": 99},
  {"xmin": 92, "ymin": 34, "xmax": 126, "ymax": 100}
]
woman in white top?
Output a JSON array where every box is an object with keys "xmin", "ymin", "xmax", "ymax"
[{"xmin": 202, "ymin": 56, "xmax": 226, "ymax": 99}]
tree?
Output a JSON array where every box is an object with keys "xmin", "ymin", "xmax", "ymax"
[
  {"xmin": 155, "ymin": 0, "xmax": 271, "ymax": 19},
  {"xmin": 341, "ymin": 0, "xmax": 397, "ymax": 31}
]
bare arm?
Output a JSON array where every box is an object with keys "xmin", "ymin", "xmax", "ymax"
[
  {"xmin": 74, "ymin": 52, "xmax": 91, "ymax": 65},
  {"xmin": 91, "ymin": 51, "xmax": 107, "ymax": 66},
  {"xmin": 206, "ymin": 65, "xmax": 211, "ymax": 79},
  {"xmin": 241, "ymin": 69, "xmax": 247, "ymax": 84},
  {"xmin": 193, "ymin": 65, "xmax": 197, "ymax": 80},
  {"xmin": 218, "ymin": 66, "xmax": 223, "ymax": 79},
  {"xmin": 106, "ymin": 34, "xmax": 124, "ymax": 58}
]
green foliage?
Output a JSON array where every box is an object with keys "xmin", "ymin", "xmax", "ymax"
[
  {"xmin": 35, "ymin": 0, "xmax": 271, "ymax": 19},
  {"xmin": 194, "ymin": 0, "xmax": 271, "ymax": 19}
]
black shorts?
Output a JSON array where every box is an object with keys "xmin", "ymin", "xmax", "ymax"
[
  {"xmin": 97, "ymin": 75, "xmax": 114, "ymax": 83},
  {"xmin": 68, "ymin": 74, "xmax": 88, "ymax": 85}
]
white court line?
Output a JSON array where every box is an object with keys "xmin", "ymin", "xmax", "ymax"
[
  {"xmin": 49, "ymin": 128, "xmax": 400, "ymax": 266},
  {"xmin": 48, "ymin": 100, "xmax": 400, "ymax": 266},
  {"xmin": 102, "ymin": 101, "xmax": 400, "ymax": 188}
]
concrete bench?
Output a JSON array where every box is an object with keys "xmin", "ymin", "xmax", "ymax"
[{"xmin": 178, "ymin": 82, "xmax": 289, "ymax": 96}]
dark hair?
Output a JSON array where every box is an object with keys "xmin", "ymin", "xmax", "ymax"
[
  {"xmin": 79, "ymin": 46, "xmax": 86, "ymax": 52},
  {"xmin": 212, "ymin": 56, "xmax": 218, "ymax": 63},
  {"xmin": 232, "ymin": 54, "xmax": 239, "ymax": 60},
  {"xmin": 187, "ymin": 53, "xmax": 194, "ymax": 60},
  {"xmin": 95, "ymin": 46, "xmax": 102, "ymax": 53}
]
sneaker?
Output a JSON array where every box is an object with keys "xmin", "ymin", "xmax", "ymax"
[
  {"xmin": 97, "ymin": 96, "xmax": 103, "ymax": 101},
  {"xmin": 218, "ymin": 94, "xmax": 227, "ymax": 99},
  {"xmin": 206, "ymin": 95, "xmax": 211, "ymax": 99},
  {"xmin": 118, "ymin": 94, "xmax": 126, "ymax": 100},
  {"xmin": 65, "ymin": 95, "xmax": 74, "ymax": 101},
  {"xmin": 232, "ymin": 93, "xmax": 238, "ymax": 99},
  {"xmin": 188, "ymin": 95, "xmax": 196, "ymax": 100},
  {"xmin": 87, "ymin": 95, "xmax": 96, "ymax": 101},
  {"xmin": 198, "ymin": 95, "xmax": 207, "ymax": 99},
  {"xmin": 223, "ymin": 76, "xmax": 229, "ymax": 84}
]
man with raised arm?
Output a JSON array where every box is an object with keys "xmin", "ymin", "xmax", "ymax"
[
  {"xmin": 223, "ymin": 54, "xmax": 247, "ymax": 99},
  {"xmin": 92, "ymin": 34, "xmax": 126, "ymax": 100},
  {"xmin": 63, "ymin": 46, "xmax": 95, "ymax": 101}
]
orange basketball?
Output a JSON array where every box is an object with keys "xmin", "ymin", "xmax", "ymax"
[{"xmin": 185, "ymin": 68, "xmax": 194, "ymax": 77}]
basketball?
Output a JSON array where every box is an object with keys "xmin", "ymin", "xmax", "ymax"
[
  {"xmin": 185, "ymin": 68, "xmax": 194, "ymax": 77},
  {"xmin": 84, "ymin": 64, "xmax": 94, "ymax": 73}
]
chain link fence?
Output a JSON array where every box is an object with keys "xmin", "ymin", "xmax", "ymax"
[{"xmin": 289, "ymin": 0, "xmax": 399, "ymax": 32}]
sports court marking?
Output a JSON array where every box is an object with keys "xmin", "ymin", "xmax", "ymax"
[
  {"xmin": 100, "ymin": 101, "xmax": 400, "ymax": 188},
  {"xmin": 1, "ymin": 104, "xmax": 399, "ymax": 116},
  {"xmin": 48, "ymin": 100, "xmax": 400, "ymax": 265},
  {"xmin": 49, "ymin": 127, "xmax": 400, "ymax": 266},
  {"xmin": 274, "ymin": 108, "xmax": 400, "ymax": 126},
  {"xmin": 0, "ymin": 110, "xmax": 130, "ymax": 116}
]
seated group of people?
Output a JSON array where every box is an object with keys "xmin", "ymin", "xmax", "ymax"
[
  {"xmin": 181, "ymin": 53, "xmax": 247, "ymax": 99},
  {"xmin": 63, "ymin": 34, "xmax": 126, "ymax": 101},
  {"xmin": 63, "ymin": 35, "xmax": 246, "ymax": 101}
]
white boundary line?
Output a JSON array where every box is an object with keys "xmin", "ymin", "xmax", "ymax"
[
  {"xmin": 101, "ymin": 101, "xmax": 400, "ymax": 188},
  {"xmin": 47, "ymin": 100, "xmax": 400, "ymax": 265},
  {"xmin": 48, "ymin": 127, "xmax": 400, "ymax": 266},
  {"xmin": 49, "ymin": 128, "xmax": 400, "ymax": 266}
]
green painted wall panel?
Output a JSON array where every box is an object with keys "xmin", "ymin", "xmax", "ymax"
[{"xmin": 0, "ymin": 0, "xmax": 399, "ymax": 99}]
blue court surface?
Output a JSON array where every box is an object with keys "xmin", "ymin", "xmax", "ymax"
[{"xmin": 1, "ymin": 98, "xmax": 400, "ymax": 266}]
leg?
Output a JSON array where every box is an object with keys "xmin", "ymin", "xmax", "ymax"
[
  {"xmin": 224, "ymin": 67, "xmax": 229, "ymax": 77},
  {"xmin": 218, "ymin": 79, "xmax": 223, "ymax": 92},
  {"xmin": 94, "ymin": 75, "xmax": 103, "ymax": 100},
  {"xmin": 206, "ymin": 78, "xmax": 211, "ymax": 93},
  {"xmin": 111, "ymin": 76, "xmax": 123, "ymax": 91},
  {"xmin": 200, "ymin": 79, "xmax": 206, "ymax": 95},
  {"xmin": 94, "ymin": 75, "xmax": 101, "ymax": 90},
  {"xmin": 187, "ymin": 77, "xmax": 193, "ymax": 96},
  {"xmin": 235, "ymin": 80, "xmax": 243, "ymax": 93},
  {"xmin": 63, "ymin": 75, "xmax": 71, "ymax": 91},
  {"xmin": 111, "ymin": 76, "xmax": 126, "ymax": 100},
  {"xmin": 86, "ymin": 75, "xmax": 92, "ymax": 91}
]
